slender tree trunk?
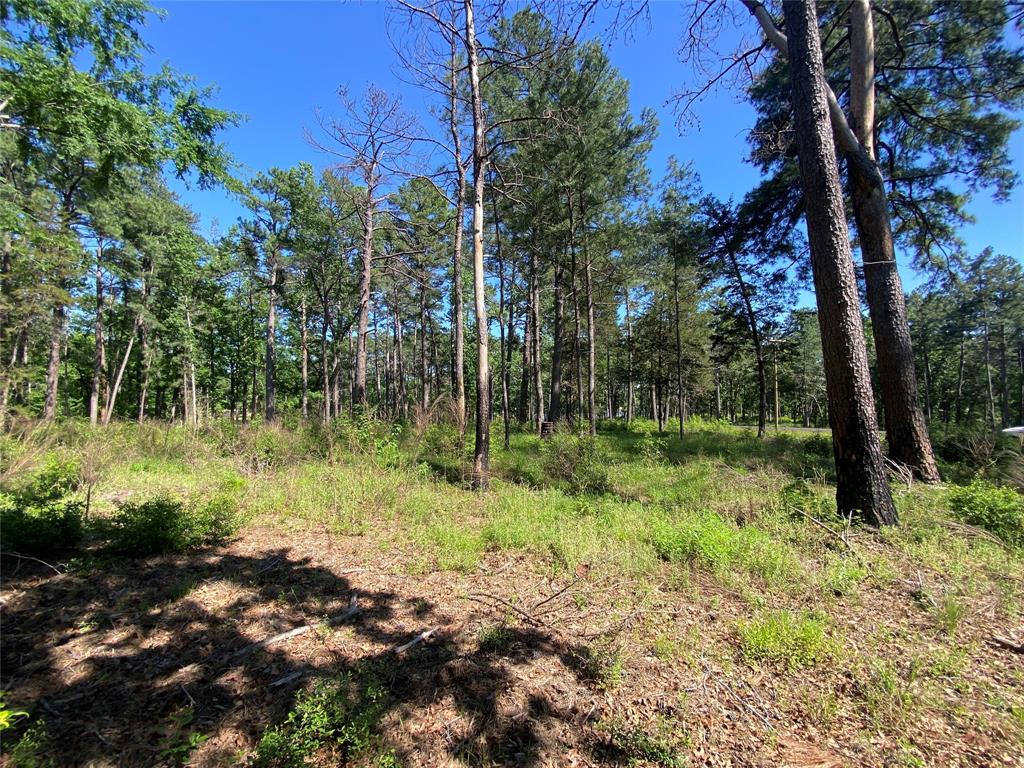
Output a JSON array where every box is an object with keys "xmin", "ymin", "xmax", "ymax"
[
  {"xmin": 625, "ymin": 287, "xmax": 634, "ymax": 423},
  {"xmin": 672, "ymin": 251, "xmax": 685, "ymax": 441},
  {"xmin": 354, "ymin": 189, "xmax": 374, "ymax": 408},
  {"xmin": 530, "ymin": 244, "xmax": 544, "ymax": 433},
  {"xmin": 137, "ymin": 273, "xmax": 151, "ymax": 424},
  {"xmin": 102, "ymin": 316, "xmax": 140, "ymax": 425},
  {"xmin": 265, "ymin": 255, "xmax": 278, "ymax": 422},
  {"xmin": 322, "ymin": 315, "xmax": 332, "ymax": 423},
  {"xmin": 492, "ymin": 191, "xmax": 511, "ymax": 449},
  {"xmin": 449, "ymin": 37, "xmax": 467, "ymax": 439},
  {"xmin": 466, "ymin": 0, "xmax": 490, "ymax": 489},
  {"xmin": 984, "ymin": 319, "xmax": 996, "ymax": 428},
  {"xmin": 43, "ymin": 305, "xmax": 65, "ymax": 421},
  {"xmin": 785, "ymin": 0, "xmax": 896, "ymax": 525},
  {"xmin": 547, "ymin": 250, "xmax": 565, "ymax": 423},
  {"xmin": 518, "ymin": 273, "xmax": 532, "ymax": 424},
  {"xmin": 89, "ymin": 245, "xmax": 105, "ymax": 425},
  {"xmin": 999, "ymin": 323, "xmax": 1008, "ymax": 428},
  {"xmin": 300, "ymin": 298, "xmax": 309, "ymax": 419},
  {"xmin": 582, "ymin": 210, "xmax": 597, "ymax": 436}
]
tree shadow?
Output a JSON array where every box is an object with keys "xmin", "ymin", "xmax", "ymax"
[{"xmin": 1, "ymin": 547, "xmax": 599, "ymax": 766}]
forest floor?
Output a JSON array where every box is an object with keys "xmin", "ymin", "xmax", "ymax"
[{"xmin": 2, "ymin": 420, "xmax": 1023, "ymax": 768}]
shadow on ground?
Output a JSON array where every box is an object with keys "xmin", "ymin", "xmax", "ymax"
[{"xmin": 1, "ymin": 546, "xmax": 599, "ymax": 767}]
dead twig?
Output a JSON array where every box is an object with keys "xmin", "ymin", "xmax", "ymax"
[
  {"xmin": 790, "ymin": 507, "xmax": 864, "ymax": 565},
  {"xmin": 231, "ymin": 595, "xmax": 360, "ymax": 658},
  {"xmin": 989, "ymin": 634, "xmax": 1024, "ymax": 654}
]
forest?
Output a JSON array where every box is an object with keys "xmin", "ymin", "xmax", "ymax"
[{"xmin": 1, "ymin": 1, "xmax": 1023, "ymax": 766}]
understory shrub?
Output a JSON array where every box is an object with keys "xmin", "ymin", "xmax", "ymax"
[
  {"xmin": 104, "ymin": 493, "xmax": 238, "ymax": 555},
  {"xmin": 0, "ymin": 453, "xmax": 85, "ymax": 555},
  {"xmin": 948, "ymin": 480, "xmax": 1024, "ymax": 547},
  {"xmin": 541, "ymin": 430, "xmax": 609, "ymax": 494},
  {"xmin": 253, "ymin": 668, "xmax": 391, "ymax": 767}
]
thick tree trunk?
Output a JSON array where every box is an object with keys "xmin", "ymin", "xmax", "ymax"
[
  {"xmin": 846, "ymin": 0, "xmax": 940, "ymax": 481},
  {"xmin": 466, "ymin": 0, "xmax": 490, "ymax": 489},
  {"xmin": 785, "ymin": 0, "xmax": 896, "ymax": 525},
  {"xmin": 43, "ymin": 305, "xmax": 65, "ymax": 421}
]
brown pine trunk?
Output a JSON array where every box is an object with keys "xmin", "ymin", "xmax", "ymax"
[
  {"xmin": 625, "ymin": 287, "xmax": 634, "ymax": 423},
  {"xmin": 582, "ymin": 211, "xmax": 597, "ymax": 436},
  {"xmin": 785, "ymin": 0, "xmax": 896, "ymax": 525},
  {"xmin": 449, "ymin": 37, "xmax": 467, "ymax": 439},
  {"xmin": 673, "ymin": 252, "xmax": 685, "ymax": 441},
  {"xmin": 530, "ymin": 244, "xmax": 544, "ymax": 433},
  {"xmin": 846, "ymin": 0, "xmax": 939, "ymax": 481},
  {"xmin": 102, "ymin": 316, "xmax": 140, "ymax": 425}
]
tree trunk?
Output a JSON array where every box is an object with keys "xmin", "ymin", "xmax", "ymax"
[
  {"xmin": 843, "ymin": 0, "xmax": 940, "ymax": 481},
  {"xmin": 466, "ymin": 0, "xmax": 490, "ymax": 489},
  {"xmin": 449, "ymin": 37, "xmax": 468, "ymax": 439},
  {"xmin": 43, "ymin": 304, "xmax": 65, "ymax": 421},
  {"xmin": 492, "ymin": 192, "xmax": 511, "ymax": 449},
  {"xmin": 354, "ymin": 190, "xmax": 374, "ymax": 408},
  {"xmin": 784, "ymin": 0, "xmax": 896, "ymax": 525},
  {"xmin": 102, "ymin": 316, "xmax": 140, "ymax": 425},
  {"xmin": 999, "ymin": 323, "xmax": 1008, "ymax": 428},
  {"xmin": 625, "ymin": 287, "xmax": 634, "ymax": 423},
  {"xmin": 265, "ymin": 255, "xmax": 278, "ymax": 422},
  {"xmin": 547, "ymin": 251, "xmax": 565, "ymax": 424},
  {"xmin": 300, "ymin": 298, "xmax": 309, "ymax": 419},
  {"xmin": 530, "ymin": 243, "xmax": 544, "ymax": 433},
  {"xmin": 582, "ymin": 210, "xmax": 597, "ymax": 436},
  {"xmin": 673, "ymin": 251, "xmax": 685, "ymax": 441},
  {"xmin": 89, "ymin": 245, "xmax": 105, "ymax": 425}
]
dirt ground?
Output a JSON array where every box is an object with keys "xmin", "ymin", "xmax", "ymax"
[{"xmin": 2, "ymin": 526, "xmax": 1022, "ymax": 767}]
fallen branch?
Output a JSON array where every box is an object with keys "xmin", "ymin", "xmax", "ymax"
[
  {"xmin": 232, "ymin": 595, "xmax": 360, "ymax": 658},
  {"xmin": 989, "ymin": 635, "xmax": 1024, "ymax": 654},
  {"xmin": 466, "ymin": 592, "xmax": 550, "ymax": 628},
  {"xmin": 394, "ymin": 626, "xmax": 440, "ymax": 654},
  {"xmin": 789, "ymin": 508, "xmax": 864, "ymax": 565},
  {"xmin": 1, "ymin": 550, "xmax": 63, "ymax": 575}
]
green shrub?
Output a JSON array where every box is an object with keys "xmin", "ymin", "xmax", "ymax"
[
  {"xmin": 0, "ymin": 453, "xmax": 85, "ymax": 555},
  {"xmin": 736, "ymin": 610, "xmax": 833, "ymax": 668},
  {"xmin": 0, "ymin": 496, "xmax": 85, "ymax": 555},
  {"xmin": 104, "ymin": 494, "xmax": 237, "ymax": 556},
  {"xmin": 419, "ymin": 423, "xmax": 463, "ymax": 461},
  {"xmin": 541, "ymin": 430, "xmax": 609, "ymax": 494},
  {"xmin": 948, "ymin": 480, "xmax": 1024, "ymax": 547}
]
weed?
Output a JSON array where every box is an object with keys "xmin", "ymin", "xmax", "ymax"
[
  {"xmin": 822, "ymin": 556, "xmax": 866, "ymax": 596},
  {"xmin": 575, "ymin": 642, "xmax": 625, "ymax": 689},
  {"xmin": 860, "ymin": 660, "xmax": 917, "ymax": 728},
  {"xmin": 477, "ymin": 623, "xmax": 512, "ymax": 654},
  {"xmin": 650, "ymin": 512, "xmax": 800, "ymax": 586},
  {"xmin": 541, "ymin": 430, "xmax": 610, "ymax": 494},
  {"xmin": 7, "ymin": 720, "xmax": 54, "ymax": 768},
  {"xmin": 0, "ymin": 691, "xmax": 28, "ymax": 732},
  {"xmin": 736, "ymin": 610, "xmax": 833, "ymax": 669},
  {"xmin": 597, "ymin": 717, "xmax": 687, "ymax": 767},
  {"xmin": 932, "ymin": 593, "xmax": 966, "ymax": 636}
]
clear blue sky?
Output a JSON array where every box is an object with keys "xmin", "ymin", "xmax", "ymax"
[{"xmin": 145, "ymin": 0, "xmax": 1023, "ymax": 277}]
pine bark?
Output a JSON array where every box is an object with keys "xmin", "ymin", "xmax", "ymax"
[{"xmin": 784, "ymin": 0, "xmax": 897, "ymax": 525}]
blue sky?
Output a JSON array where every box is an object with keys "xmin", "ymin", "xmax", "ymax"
[{"xmin": 146, "ymin": 0, "xmax": 1023, "ymax": 277}]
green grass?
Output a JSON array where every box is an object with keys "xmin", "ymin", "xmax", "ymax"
[{"xmin": 736, "ymin": 609, "xmax": 835, "ymax": 668}]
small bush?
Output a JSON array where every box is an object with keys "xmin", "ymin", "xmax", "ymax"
[
  {"xmin": 541, "ymin": 430, "xmax": 609, "ymax": 494},
  {"xmin": 253, "ymin": 668, "xmax": 391, "ymax": 767},
  {"xmin": 104, "ymin": 494, "xmax": 237, "ymax": 556},
  {"xmin": 0, "ymin": 496, "xmax": 85, "ymax": 555},
  {"xmin": 736, "ymin": 609, "xmax": 833, "ymax": 668},
  {"xmin": 948, "ymin": 480, "xmax": 1024, "ymax": 547},
  {"xmin": 419, "ymin": 423, "xmax": 463, "ymax": 462},
  {"xmin": 0, "ymin": 453, "xmax": 85, "ymax": 555}
]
